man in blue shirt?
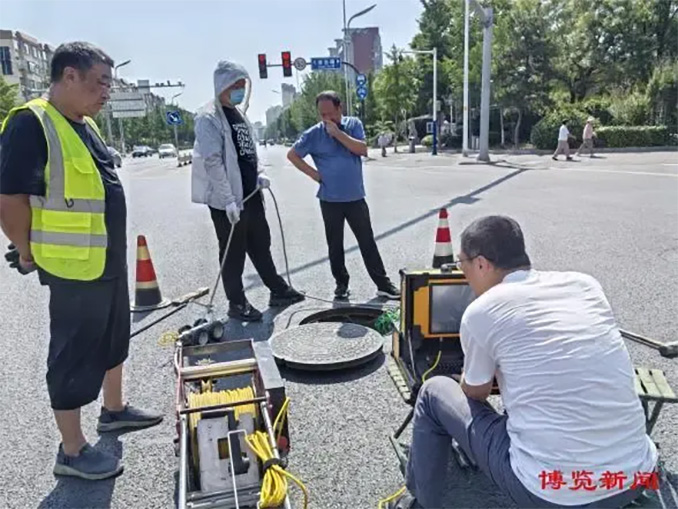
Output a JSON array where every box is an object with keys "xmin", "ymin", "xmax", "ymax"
[{"xmin": 287, "ymin": 91, "xmax": 399, "ymax": 300}]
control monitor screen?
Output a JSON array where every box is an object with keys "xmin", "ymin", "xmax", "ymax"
[{"xmin": 430, "ymin": 284, "xmax": 476, "ymax": 334}]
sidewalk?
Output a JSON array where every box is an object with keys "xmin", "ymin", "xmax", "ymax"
[{"xmin": 368, "ymin": 144, "xmax": 677, "ymax": 160}]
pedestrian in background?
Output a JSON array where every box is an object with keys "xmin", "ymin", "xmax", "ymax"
[
  {"xmin": 378, "ymin": 131, "xmax": 389, "ymax": 157},
  {"xmin": 552, "ymin": 119, "xmax": 574, "ymax": 161},
  {"xmin": 0, "ymin": 41, "xmax": 162, "ymax": 481},
  {"xmin": 191, "ymin": 60, "xmax": 304, "ymax": 322},
  {"xmin": 577, "ymin": 117, "xmax": 596, "ymax": 158},
  {"xmin": 287, "ymin": 91, "xmax": 400, "ymax": 301}
]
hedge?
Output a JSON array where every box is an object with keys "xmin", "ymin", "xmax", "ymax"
[
  {"xmin": 530, "ymin": 108, "xmax": 589, "ymax": 150},
  {"xmin": 594, "ymin": 126, "xmax": 675, "ymax": 148}
]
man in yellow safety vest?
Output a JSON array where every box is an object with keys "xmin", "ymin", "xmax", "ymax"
[{"xmin": 0, "ymin": 41, "xmax": 162, "ymax": 481}]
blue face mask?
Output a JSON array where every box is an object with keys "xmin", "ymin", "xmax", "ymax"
[{"xmin": 229, "ymin": 88, "xmax": 246, "ymax": 105}]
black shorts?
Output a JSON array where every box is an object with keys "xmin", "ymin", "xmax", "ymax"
[{"xmin": 46, "ymin": 276, "xmax": 130, "ymax": 411}]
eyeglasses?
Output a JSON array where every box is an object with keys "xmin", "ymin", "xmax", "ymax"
[{"xmin": 455, "ymin": 255, "xmax": 478, "ymax": 270}]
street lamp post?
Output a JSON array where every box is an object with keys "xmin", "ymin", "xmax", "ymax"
[
  {"xmin": 404, "ymin": 47, "xmax": 438, "ymax": 156},
  {"xmin": 343, "ymin": 2, "xmax": 377, "ymax": 117},
  {"xmin": 114, "ymin": 60, "xmax": 131, "ymax": 154},
  {"xmin": 462, "ymin": 0, "xmax": 470, "ymax": 157},
  {"xmin": 171, "ymin": 91, "xmax": 183, "ymax": 152},
  {"xmin": 462, "ymin": 0, "xmax": 494, "ymax": 162}
]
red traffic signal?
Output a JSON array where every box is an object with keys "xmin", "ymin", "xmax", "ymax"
[
  {"xmin": 281, "ymin": 51, "xmax": 292, "ymax": 77},
  {"xmin": 258, "ymin": 53, "xmax": 268, "ymax": 79}
]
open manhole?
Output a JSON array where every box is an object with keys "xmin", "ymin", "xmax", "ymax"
[
  {"xmin": 299, "ymin": 305, "xmax": 397, "ymax": 334},
  {"xmin": 270, "ymin": 305, "xmax": 398, "ymax": 371}
]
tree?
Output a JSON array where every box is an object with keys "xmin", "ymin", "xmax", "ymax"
[
  {"xmin": 0, "ymin": 76, "xmax": 19, "ymax": 123},
  {"xmin": 550, "ymin": 0, "xmax": 661, "ymax": 102},
  {"xmin": 493, "ymin": 0, "xmax": 556, "ymax": 145},
  {"xmin": 374, "ymin": 46, "xmax": 419, "ymax": 151}
]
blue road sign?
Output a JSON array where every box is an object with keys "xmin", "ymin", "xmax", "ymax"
[
  {"xmin": 311, "ymin": 57, "xmax": 341, "ymax": 71},
  {"xmin": 166, "ymin": 110, "xmax": 183, "ymax": 126},
  {"xmin": 355, "ymin": 74, "xmax": 367, "ymax": 87},
  {"xmin": 356, "ymin": 86, "xmax": 368, "ymax": 100}
]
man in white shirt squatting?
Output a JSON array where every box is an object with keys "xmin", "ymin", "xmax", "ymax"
[{"xmin": 388, "ymin": 215, "xmax": 658, "ymax": 509}]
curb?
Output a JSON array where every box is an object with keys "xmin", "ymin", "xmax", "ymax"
[{"xmin": 371, "ymin": 146, "xmax": 677, "ymax": 157}]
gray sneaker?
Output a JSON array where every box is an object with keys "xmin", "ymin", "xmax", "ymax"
[
  {"xmin": 97, "ymin": 404, "xmax": 163, "ymax": 432},
  {"xmin": 53, "ymin": 443, "xmax": 123, "ymax": 480}
]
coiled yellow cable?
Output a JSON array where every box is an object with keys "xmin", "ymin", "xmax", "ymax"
[
  {"xmin": 245, "ymin": 430, "xmax": 309, "ymax": 509},
  {"xmin": 187, "ymin": 387, "xmax": 256, "ymax": 437},
  {"xmin": 186, "ymin": 386, "xmax": 308, "ymax": 508}
]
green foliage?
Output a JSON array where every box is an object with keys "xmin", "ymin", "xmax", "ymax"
[
  {"xmin": 422, "ymin": 134, "xmax": 433, "ymax": 147},
  {"xmin": 530, "ymin": 105, "xmax": 589, "ymax": 149},
  {"xmin": 0, "ymin": 76, "xmax": 19, "ymax": 123},
  {"xmin": 580, "ymin": 96, "xmax": 614, "ymax": 125},
  {"xmin": 265, "ymin": 71, "xmax": 346, "ymax": 141},
  {"xmin": 374, "ymin": 46, "xmax": 419, "ymax": 139},
  {"xmin": 608, "ymin": 91, "xmax": 651, "ymax": 126},
  {"xmin": 595, "ymin": 126, "xmax": 674, "ymax": 147},
  {"xmin": 646, "ymin": 59, "xmax": 678, "ymax": 131}
]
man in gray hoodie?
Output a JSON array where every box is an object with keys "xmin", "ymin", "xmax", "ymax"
[{"xmin": 192, "ymin": 60, "xmax": 304, "ymax": 321}]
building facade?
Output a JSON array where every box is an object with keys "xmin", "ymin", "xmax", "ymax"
[
  {"xmin": 328, "ymin": 27, "xmax": 383, "ymax": 77},
  {"xmin": 0, "ymin": 30, "xmax": 54, "ymax": 102},
  {"xmin": 266, "ymin": 105, "xmax": 283, "ymax": 129},
  {"xmin": 281, "ymin": 83, "xmax": 297, "ymax": 108}
]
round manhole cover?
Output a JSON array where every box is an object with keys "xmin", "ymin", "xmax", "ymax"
[{"xmin": 270, "ymin": 322, "xmax": 385, "ymax": 371}]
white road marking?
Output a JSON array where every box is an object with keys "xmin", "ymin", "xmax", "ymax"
[{"xmin": 547, "ymin": 166, "xmax": 678, "ymax": 178}]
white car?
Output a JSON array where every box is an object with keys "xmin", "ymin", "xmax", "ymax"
[{"xmin": 158, "ymin": 143, "xmax": 178, "ymax": 159}]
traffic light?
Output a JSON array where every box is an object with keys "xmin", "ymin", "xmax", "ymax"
[
  {"xmin": 258, "ymin": 54, "xmax": 268, "ymax": 79},
  {"xmin": 281, "ymin": 51, "xmax": 292, "ymax": 77}
]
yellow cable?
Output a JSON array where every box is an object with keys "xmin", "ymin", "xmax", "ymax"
[
  {"xmin": 186, "ymin": 387, "xmax": 306, "ymax": 507},
  {"xmin": 421, "ymin": 350, "xmax": 442, "ymax": 382},
  {"xmin": 245, "ymin": 430, "xmax": 309, "ymax": 509},
  {"xmin": 378, "ymin": 485, "xmax": 406, "ymax": 509},
  {"xmin": 187, "ymin": 386, "xmax": 257, "ymax": 469},
  {"xmin": 158, "ymin": 330, "xmax": 179, "ymax": 346},
  {"xmin": 273, "ymin": 397, "xmax": 290, "ymax": 442}
]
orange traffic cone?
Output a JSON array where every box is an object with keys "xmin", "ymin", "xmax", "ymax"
[
  {"xmin": 432, "ymin": 208, "xmax": 455, "ymax": 268},
  {"xmin": 130, "ymin": 235, "xmax": 171, "ymax": 312}
]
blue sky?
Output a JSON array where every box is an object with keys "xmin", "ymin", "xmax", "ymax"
[{"xmin": 1, "ymin": 0, "xmax": 423, "ymax": 124}]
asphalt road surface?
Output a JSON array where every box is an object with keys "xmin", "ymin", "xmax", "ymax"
[{"xmin": 0, "ymin": 146, "xmax": 676, "ymax": 509}]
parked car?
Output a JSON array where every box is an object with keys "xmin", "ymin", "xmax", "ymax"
[
  {"xmin": 107, "ymin": 146, "xmax": 122, "ymax": 168},
  {"xmin": 132, "ymin": 145, "xmax": 153, "ymax": 158},
  {"xmin": 158, "ymin": 143, "xmax": 178, "ymax": 159}
]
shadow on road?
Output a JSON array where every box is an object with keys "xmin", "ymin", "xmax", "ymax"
[
  {"xmin": 243, "ymin": 168, "xmax": 527, "ymax": 293},
  {"xmin": 38, "ymin": 435, "xmax": 123, "ymax": 509}
]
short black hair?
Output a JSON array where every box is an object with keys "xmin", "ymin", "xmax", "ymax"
[
  {"xmin": 460, "ymin": 215, "xmax": 531, "ymax": 270},
  {"xmin": 316, "ymin": 90, "xmax": 342, "ymax": 108},
  {"xmin": 562, "ymin": 119, "xmax": 569, "ymax": 125},
  {"xmin": 50, "ymin": 42, "xmax": 114, "ymax": 83}
]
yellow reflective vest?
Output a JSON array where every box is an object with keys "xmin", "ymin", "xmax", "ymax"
[{"xmin": 1, "ymin": 97, "xmax": 107, "ymax": 281}]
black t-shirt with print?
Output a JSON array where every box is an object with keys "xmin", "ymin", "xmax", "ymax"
[
  {"xmin": 0, "ymin": 109, "xmax": 127, "ymax": 284},
  {"xmin": 221, "ymin": 106, "xmax": 259, "ymax": 198}
]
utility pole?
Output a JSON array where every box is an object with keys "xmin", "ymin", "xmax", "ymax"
[
  {"xmin": 342, "ymin": 0, "xmax": 350, "ymax": 116},
  {"xmin": 114, "ymin": 59, "xmax": 131, "ymax": 154},
  {"xmin": 403, "ymin": 47, "xmax": 438, "ymax": 156},
  {"xmin": 105, "ymin": 104, "xmax": 113, "ymax": 145},
  {"xmin": 343, "ymin": 2, "xmax": 377, "ymax": 116},
  {"xmin": 477, "ymin": 6, "xmax": 493, "ymax": 162},
  {"xmin": 462, "ymin": 0, "xmax": 470, "ymax": 157},
  {"xmin": 172, "ymin": 91, "xmax": 183, "ymax": 151},
  {"xmin": 462, "ymin": 0, "xmax": 494, "ymax": 162},
  {"xmin": 433, "ymin": 46, "xmax": 438, "ymax": 156}
]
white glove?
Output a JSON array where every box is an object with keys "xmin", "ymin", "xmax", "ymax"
[
  {"xmin": 225, "ymin": 202, "xmax": 240, "ymax": 225},
  {"xmin": 257, "ymin": 175, "xmax": 271, "ymax": 189}
]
